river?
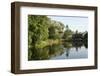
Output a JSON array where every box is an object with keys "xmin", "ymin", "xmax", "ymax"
[{"xmin": 28, "ymin": 41, "xmax": 88, "ymax": 60}]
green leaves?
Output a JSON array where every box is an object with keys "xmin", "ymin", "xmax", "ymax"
[
  {"xmin": 48, "ymin": 20, "xmax": 64, "ymax": 40},
  {"xmin": 28, "ymin": 15, "xmax": 64, "ymax": 48},
  {"xmin": 63, "ymin": 25, "xmax": 73, "ymax": 41},
  {"xmin": 28, "ymin": 15, "xmax": 49, "ymax": 46}
]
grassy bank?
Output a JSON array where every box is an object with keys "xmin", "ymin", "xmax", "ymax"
[{"xmin": 35, "ymin": 39, "xmax": 61, "ymax": 48}]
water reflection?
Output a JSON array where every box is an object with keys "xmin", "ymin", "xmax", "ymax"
[
  {"xmin": 62, "ymin": 41, "xmax": 88, "ymax": 59},
  {"xmin": 72, "ymin": 41, "xmax": 83, "ymax": 51},
  {"xmin": 28, "ymin": 41, "xmax": 88, "ymax": 60}
]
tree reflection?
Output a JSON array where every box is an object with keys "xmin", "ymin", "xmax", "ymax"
[
  {"xmin": 48, "ymin": 44, "xmax": 64, "ymax": 58},
  {"xmin": 28, "ymin": 46, "xmax": 50, "ymax": 60},
  {"xmin": 62, "ymin": 41, "xmax": 88, "ymax": 58},
  {"xmin": 84, "ymin": 41, "xmax": 88, "ymax": 48},
  {"xmin": 72, "ymin": 41, "xmax": 83, "ymax": 51},
  {"xmin": 28, "ymin": 44, "xmax": 64, "ymax": 60},
  {"xmin": 28, "ymin": 41, "xmax": 88, "ymax": 60},
  {"xmin": 63, "ymin": 42, "xmax": 71, "ymax": 57}
]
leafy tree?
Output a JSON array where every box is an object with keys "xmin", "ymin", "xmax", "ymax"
[
  {"xmin": 48, "ymin": 25, "xmax": 59, "ymax": 39},
  {"xmin": 84, "ymin": 32, "xmax": 88, "ymax": 40},
  {"xmin": 28, "ymin": 15, "xmax": 49, "ymax": 47},
  {"xmin": 83, "ymin": 32, "xmax": 88, "ymax": 48},
  {"xmin": 63, "ymin": 25, "xmax": 73, "ymax": 40},
  {"xmin": 48, "ymin": 20, "xmax": 64, "ymax": 39}
]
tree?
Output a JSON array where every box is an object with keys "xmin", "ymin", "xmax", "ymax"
[
  {"xmin": 48, "ymin": 20, "xmax": 64, "ymax": 39},
  {"xmin": 84, "ymin": 32, "xmax": 88, "ymax": 40},
  {"xmin": 83, "ymin": 32, "xmax": 88, "ymax": 48},
  {"xmin": 28, "ymin": 15, "xmax": 49, "ymax": 47},
  {"xmin": 63, "ymin": 25, "xmax": 73, "ymax": 40}
]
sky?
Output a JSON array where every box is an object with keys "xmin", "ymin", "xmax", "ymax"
[{"xmin": 48, "ymin": 16, "xmax": 88, "ymax": 32}]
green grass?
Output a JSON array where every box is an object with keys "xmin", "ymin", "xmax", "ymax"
[{"xmin": 35, "ymin": 39, "xmax": 61, "ymax": 48}]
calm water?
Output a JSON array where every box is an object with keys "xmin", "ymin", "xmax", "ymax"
[{"xmin": 28, "ymin": 41, "xmax": 88, "ymax": 60}]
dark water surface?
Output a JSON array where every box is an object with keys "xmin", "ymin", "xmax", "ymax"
[{"xmin": 28, "ymin": 41, "xmax": 88, "ymax": 60}]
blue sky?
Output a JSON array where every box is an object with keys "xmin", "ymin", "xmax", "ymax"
[{"xmin": 48, "ymin": 16, "xmax": 88, "ymax": 32}]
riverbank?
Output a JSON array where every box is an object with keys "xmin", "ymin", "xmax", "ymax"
[{"xmin": 35, "ymin": 39, "xmax": 61, "ymax": 48}]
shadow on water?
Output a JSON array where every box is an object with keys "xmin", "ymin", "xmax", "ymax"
[
  {"xmin": 72, "ymin": 41, "xmax": 83, "ymax": 51},
  {"xmin": 28, "ymin": 44, "xmax": 64, "ymax": 60},
  {"xmin": 28, "ymin": 41, "xmax": 88, "ymax": 60},
  {"xmin": 62, "ymin": 41, "xmax": 88, "ymax": 58}
]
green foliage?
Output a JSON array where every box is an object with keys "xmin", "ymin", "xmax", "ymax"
[
  {"xmin": 28, "ymin": 15, "xmax": 65, "ymax": 48},
  {"xmin": 35, "ymin": 40, "xmax": 48, "ymax": 48},
  {"xmin": 48, "ymin": 20, "xmax": 64, "ymax": 40},
  {"xmin": 48, "ymin": 25, "xmax": 60, "ymax": 39},
  {"xmin": 63, "ymin": 25, "xmax": 73, "ymax": 40},
  {"xmin": 28, "ymin": 15, "xmax": 49, "ymax": 47},
  {"xmin": 28, "ymin": 15, "xmax": 88, "ymax": 60}
]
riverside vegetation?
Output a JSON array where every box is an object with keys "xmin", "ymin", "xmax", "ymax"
[{"xmin": 28, "ymin": 15, "xmax": 88, "ymax": 60}]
